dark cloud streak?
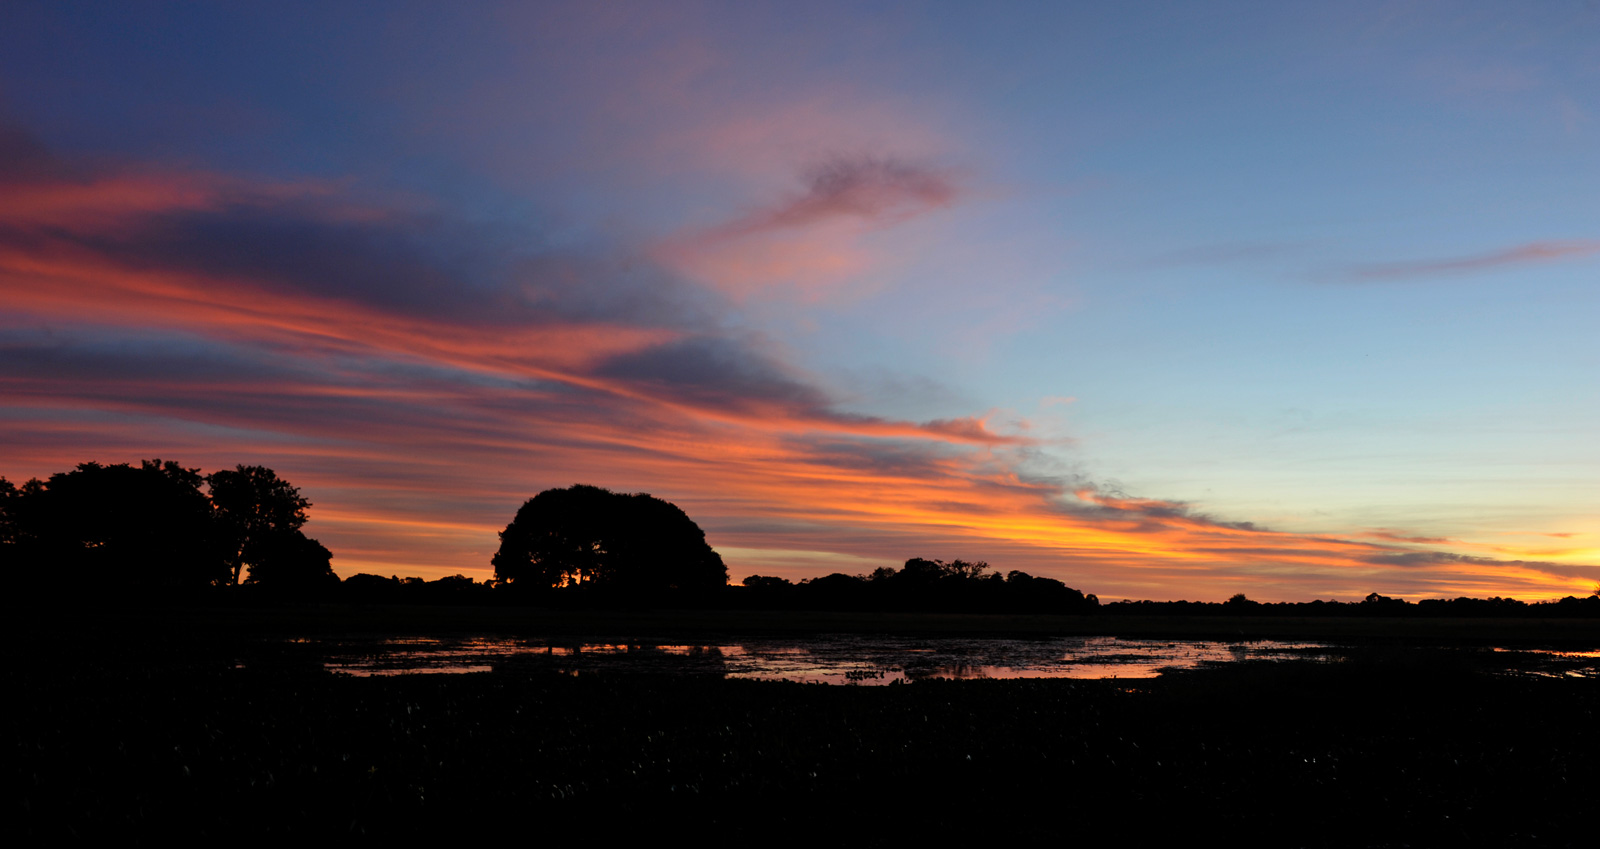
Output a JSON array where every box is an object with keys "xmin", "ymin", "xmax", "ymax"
[
  {"xmin": 1346, "ymin": 240, "xmax": 1600, "ymax": 281},
  {"xmin": 709, "ymin": 154, "xmax": 958, "ymax": 240}
]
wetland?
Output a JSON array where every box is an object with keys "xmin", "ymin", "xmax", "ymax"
[{"xmin": 14, "ymin": 605, "xmax": 1600, "ymax": 845}]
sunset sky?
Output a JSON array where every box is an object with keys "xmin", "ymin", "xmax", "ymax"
[{"xmin": 2, "ymin": 1, "xmax": 1596, "ymax": 600}]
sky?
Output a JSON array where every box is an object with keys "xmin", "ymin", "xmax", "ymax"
[{"xmin": 1, "ymin": 1, "xmax": 1596, "ymax": 601}]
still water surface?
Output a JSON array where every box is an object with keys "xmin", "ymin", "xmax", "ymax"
[
  {"xmin": 320, "ymin": 635, "xmax": 1333, "ymax": 683},
  {"xmin": 296, "ymin": 635, "xmax": 1595, "ymax": 683}
]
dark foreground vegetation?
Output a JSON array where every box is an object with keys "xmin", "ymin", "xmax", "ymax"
[{"xmin": 14, "ymin": 612, "xmax": 1598, "ymax": 846}]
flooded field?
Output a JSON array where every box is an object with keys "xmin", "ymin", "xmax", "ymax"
[
  {"xmin": 310, "ymin": 634, "xmax": 1600, "ymax": 682},
  {"xmin": 20, "ymin": 614, "xmax": 1599, "ymax": 844}
]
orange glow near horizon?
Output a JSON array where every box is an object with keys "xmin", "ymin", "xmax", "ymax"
[{"xmin": 3, "ymin": 164, "xmax": 1595, "ymax": 603}]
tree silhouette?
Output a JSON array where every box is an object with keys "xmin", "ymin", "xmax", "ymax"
[
  {"xmin": 3, "ymin": 460, "xmax": 335, "ymax": 596},
  {"xmin": 240, "ymin": 531, "xmax": 336, "ymax": 592},
  {"xmin": 0, "ymin": 476, "xmax": 21, "ymax": 547},
  {"xmin": 14, "ymin": 460, "xmax": 227, "ymax": 591},
  {"xmin": 492, "ymin": 484, "xmax": 726, "ymax": 592},
  {"xmin": 206, "ymin": 465, "xmax": 331, "ymax": 588},
  {"xmin": 898, "ymin": 557, "xmax": 994, "ymax": 583}
]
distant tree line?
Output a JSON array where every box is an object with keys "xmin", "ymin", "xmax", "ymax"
[
  {"xmin": 8, "ymin": 469, "xmax": 1595, "ymax": 618},
  {"xmin": 327, "ymin": 560, "xmax": 1100, "ymax": 613},
  {"xmin": 2, "ymin": 460, "xmax": 334, "ymax": 597},
  {"xmin": 337, "ymin": 573, "xmax": 498, "ymax": 603},
  {"xmin": 737, "ymin": 558, "xmax": 1101, "ymax": 614},
  {"xmin": 1101, "ymin": 591, "xmax": 1599, "ymax": 619},
  {"xmin": 324, "ymin": 572, "xmax": 1598, "ymax": 617}
]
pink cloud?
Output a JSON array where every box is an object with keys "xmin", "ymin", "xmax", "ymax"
[
  {"xmin": 655, "ymin": 227, "xmax": 873, "ymax": 301},
  {"xmin": 655, "ymin": 155, "xmax": 962, "ymax": 300},
  {"xmin": 5, "ymin": 145, "xmax": 1596, "ymax": 601},
  {"xmin": 709, "ymin": 155, "xmax": 959, "ymax": 238}
]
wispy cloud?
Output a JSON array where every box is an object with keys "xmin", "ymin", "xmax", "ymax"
[
  {"xmin": 1360, "ymin": 529, "xmax": 1457, "ymax": 545},
  {"xmin": 1346, "ymin": 240, "xmax": 1600, "ymax": 280},
  {"xmin": 655, "ymin": 154, "xmax": 961, "ymax": 300},
  {"xmin": 4, "ymin": 128, "xmax": 1595, "ymax": 600},
  {"xmin": 710, "ymin": 155, "xmax": 958, "ymax": 238}
]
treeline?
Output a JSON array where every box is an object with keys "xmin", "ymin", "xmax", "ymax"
[
  {"xmin": 328, "ymin": 557, "xmax": 1101, "ymax": 614},
  {"xmin": 735, "ymin": 558, "xmax": 1099, "ymax": 613},
  {"xmin": 6, "ymin": 466, "xmax": 1597, "ymax": 617},
  {"xmin": 327, "ymin": 572, "xmax": 1599, "ymax": 618},
  {"xmin": 2, "ymin": 460, "xmax": 335, "ymax": 597},
  {"xmin": 1104, "ymin": 592, "xmax": 1600, "ymax": 619}
]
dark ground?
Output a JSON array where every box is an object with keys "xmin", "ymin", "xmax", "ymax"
[
  {"xmin": 12, "ymin": 606, "xmax": 1599, "ymax": 846},
  {"xmin": 87, "ymin": 602, "xmax": 1600, "ymax": 641}
]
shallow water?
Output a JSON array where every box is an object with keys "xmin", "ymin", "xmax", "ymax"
[
  {"xmin": 315, "ymin": 635, "xmax": 1340, "ymax": 683},
  {"xmin": 302, "ymin": 634, "xmax": 1600, "ymax": 683}
]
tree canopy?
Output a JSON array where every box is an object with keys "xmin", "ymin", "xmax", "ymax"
[
  {"xmin": 492, "ymin": 484, "xmax": 727, "ymax": 592},
  {"xmin": 1, "ymin": 460, "xmax": 334, "ymax": 596},
  {"xmin": 207, "ymin": 465, "xmax": 318, "ymax": 587},
  {"xmin": 7, "ymin": 460, "xmax": 225, "ymax": 591}
]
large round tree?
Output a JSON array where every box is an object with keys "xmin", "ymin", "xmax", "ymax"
[{"xmin": 492, "ymin": 485, "xmax": 727, "ymax": 592}]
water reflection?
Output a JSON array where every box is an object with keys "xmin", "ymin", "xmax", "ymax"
[
  {"xmin": 308, "ymin": 635, "xmax": 1600, "ymax": 682},
  {"xmin": 318, "ymin": 635, "xmax": 1350, "ymax": 683},
  {"xmin": 1487, "ymin": 647, "xmax": 1600, "ymax": 679}
]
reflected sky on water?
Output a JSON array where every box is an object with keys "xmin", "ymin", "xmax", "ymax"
[
  {"xmin": 316, "ymin": 635, "xmax": 1338, "ymax": 683},
  {"xmin": 306, "ymin": 635, "xmax": 1600, "ymax": 683}
]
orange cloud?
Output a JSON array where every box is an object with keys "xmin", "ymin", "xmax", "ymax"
[
  {"xmin": 1359, "ymin": 529, "xmax": 1458, "ymax": 545},
  {"xmin": 3, "ymin": 146, "xmax": 1596, "ymax": 601}
]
